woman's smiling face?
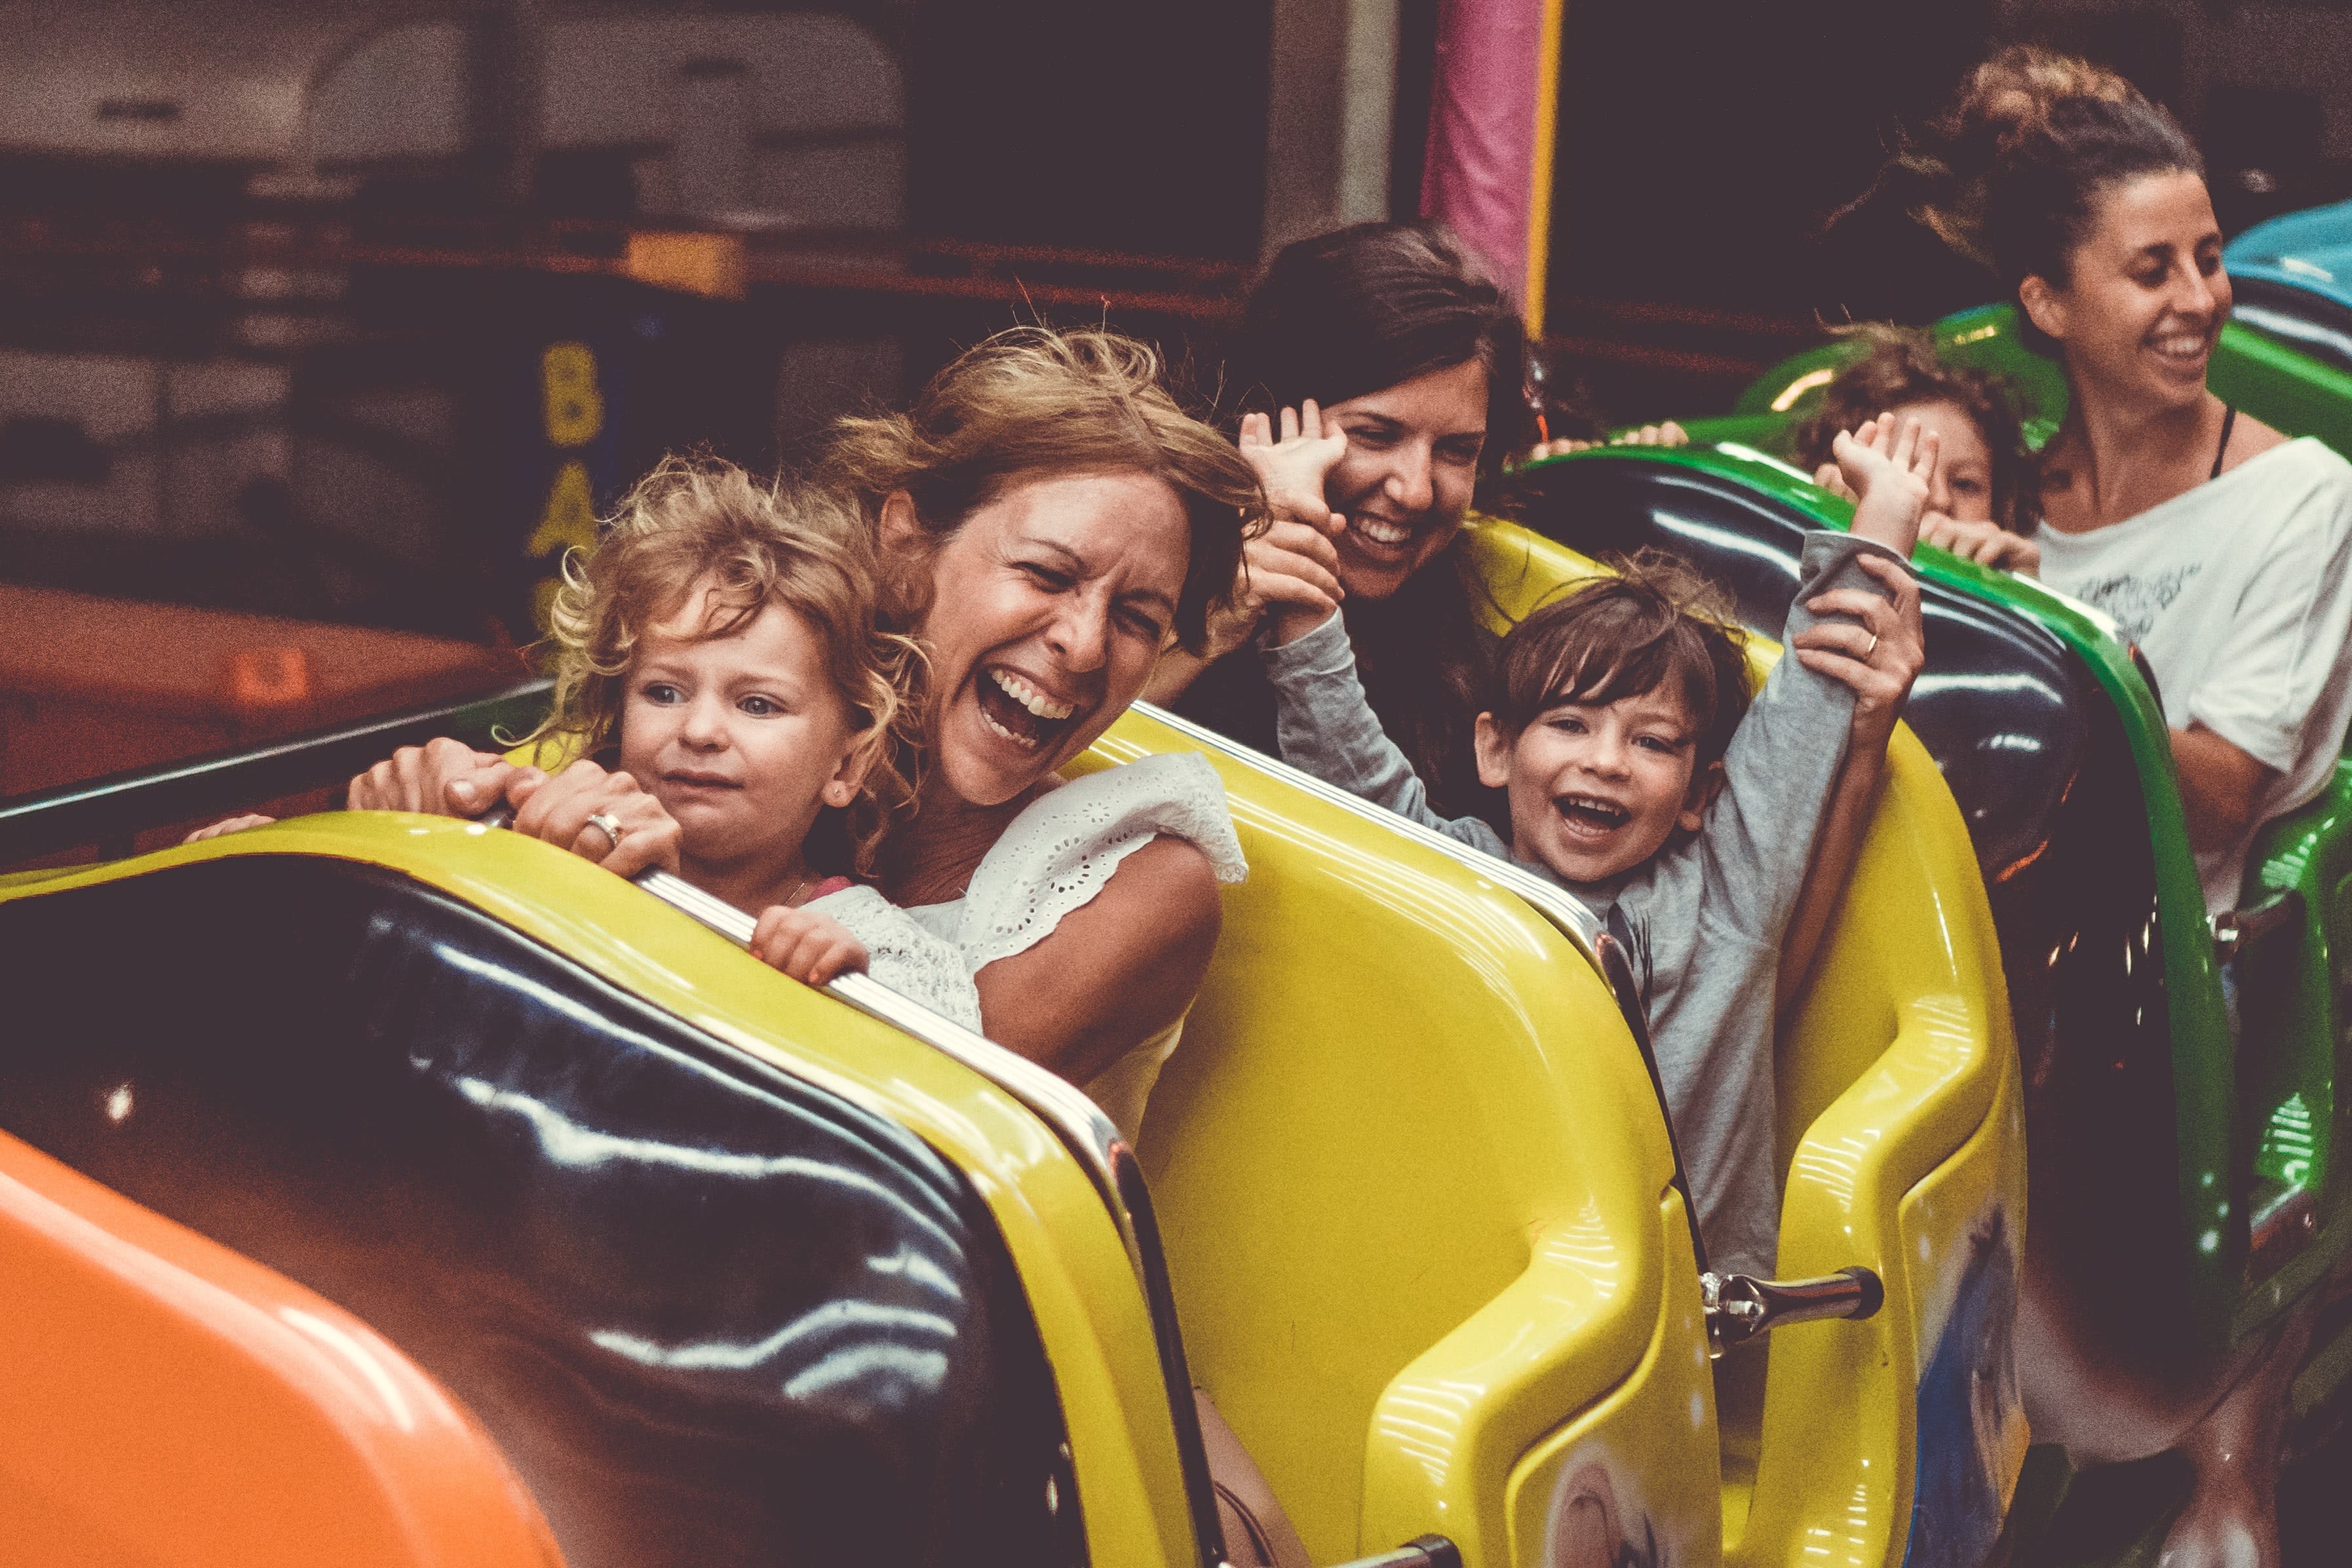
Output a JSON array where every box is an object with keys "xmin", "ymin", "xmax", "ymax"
[
  {"xmin": 908, "ymin": 470, "xmax": 1190, "ymax": 807},
  {"xmin": 2026, "ymin": 168, "xmax": 2227, "ymax": 413},
  {"xmin": 1321, "ymin": 357, "xmax": 1489, "ymax": 602}
]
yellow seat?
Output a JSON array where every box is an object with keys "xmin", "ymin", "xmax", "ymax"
[
  {"xmin": 1083, "ymin": 708, "xmax": 1722, "ymax": 1566},
  {"xmin": 1458, "ymin": 518, "xmax": 2028, "ymax": 1567}
]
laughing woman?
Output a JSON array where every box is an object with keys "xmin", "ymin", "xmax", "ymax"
[
  {"xmin": 347, "ymin": 329, "xmax": 1265, "ymax": 1147},
  {"xmin": 1915, "ymin": 48, "xmax": 2352, "ymax": 919},
  {"xmin": 1146, "ymin": 222, "xmax": 1536, "ymax": 826},
  {"xmin": 1889, "ymin": 48, "xmax": 2352, "ymax": 1568}
]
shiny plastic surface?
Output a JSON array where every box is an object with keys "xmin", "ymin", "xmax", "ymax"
[
  {"xmin": 1456, "ymin": 519, "xmax": 2027, "ymax": 1568},
  {"xmin": 0, "ymin": 820, "xmax": 1196, "ymax": 1567},
  {"xmin": 1085, "ymin": 708, "xmax": 1712, "ymax": 1567},
  {"xmin": 0, "ymin": 852, "xmax": 1081, "ymax": 1568},
  {"xmin": 0, "ymin": 1124, "xmax": 562, "ymax": 1568},
  {"xmin": 1724, "ymin": 309, "xmax": 2352, "ymax": 1343}
]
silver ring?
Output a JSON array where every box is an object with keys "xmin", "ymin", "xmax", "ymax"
[{"xmin": 585, "ymin": 811, "xmax": 626, "ymax": 847}]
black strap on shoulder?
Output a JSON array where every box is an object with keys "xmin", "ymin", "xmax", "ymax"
[{"xmin": 2212, "ymin": 404, "xmax": 2239, "ymax": 480}]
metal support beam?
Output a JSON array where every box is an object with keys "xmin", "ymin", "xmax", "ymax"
[{"xmin": 1262, "ymin": 0, "xmax": 1399, "ymax": 257}]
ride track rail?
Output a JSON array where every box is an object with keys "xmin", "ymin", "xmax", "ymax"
[{"xmin": 0, "ymin": 678, "xmax": 554, "ymax": 865}]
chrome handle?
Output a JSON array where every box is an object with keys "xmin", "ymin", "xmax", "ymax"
[
  {"xmin": 1320, "ymin": 1537, "xmax": 1461, "ymax": 1568},
  {"xmin": 2212, "ymin": 887, "xmax": 2303, "ymax": 964},
  {"xmin": 1702, "ymin": 1267, "xmax": 1883, "ymax": 1356}
]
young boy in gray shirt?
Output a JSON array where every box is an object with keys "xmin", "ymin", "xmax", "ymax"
[{"xmin": 1249, "ymin": 414, "xmax": 1933, "ymax": 1278}]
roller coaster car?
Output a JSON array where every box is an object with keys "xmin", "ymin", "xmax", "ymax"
[
  {"xmin": 1510, "ymin": 336, "xmax": 2352, "ymax": 1534},
  {"xmin": 0, "ymin": 588, "xmax": 2016, "ymax": 1567}
]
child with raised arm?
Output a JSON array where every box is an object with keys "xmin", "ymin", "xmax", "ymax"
[
  {"xmin": 1246, "ymin": 410, "xmax": 1933, "ymax": 1278},
  {"xmin": 194, "ymin": 457, "xmax": 980, "ymax": 1029}
]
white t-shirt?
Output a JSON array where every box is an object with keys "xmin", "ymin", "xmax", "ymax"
[{"xmin": 2035, "ymin": 436, "xmax": 2352, "ymax": 914}]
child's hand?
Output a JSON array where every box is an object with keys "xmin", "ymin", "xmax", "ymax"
[
  {"xmin": 1831, "ymin": 413, "xmax": 1938, "ymax": 556},
  {"xmin": 1793, "ymin": 553, "xmax": 1925, "ymax": 756},
  {"xmin": 751, "ymin": 905, "xmax": 868, "ymax": 986},
  {"xmin": 1919, "ymin": 512, "xmax": 2041, "ymax": 575},
  {"xmin": 507, "ymin": 759, "xmax": 682, "ymax": 878},
  {"xmin": 1811, "ymin": 461, "xmax": 1859, "ymax": 506},
  {"xmin": 1239, "ymin": 404, "xmax": 1349, "ymax": 531},
  {"xmin": 347, "ymin": 736, "xmax": 528, "ymax": 819},
  {"xmin": 183, "ymin": 813, "xmax": 275, "ymax": 844}
]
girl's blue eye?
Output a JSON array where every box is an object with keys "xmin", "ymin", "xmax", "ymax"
[
  {"xmin": 643, "ymin": 683, "xmax": 681, "ymax": 704},
  {"xmin": 740, "ymin": 696, "xmax": 776, "ymax": 717}
]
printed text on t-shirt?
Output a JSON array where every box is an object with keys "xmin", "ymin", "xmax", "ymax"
[{"xmin": 2069, "ymin": 562, "xmax": 2205, "ymax": 643}]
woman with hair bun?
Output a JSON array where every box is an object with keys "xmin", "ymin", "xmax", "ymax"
[
  {"xmin": 1918, "ymin": 47, "xmax": 2352, "ymax": 922},
  {"xmin": 1897, "ymin": 47, "xmax": 2352, "ymax": 1568},
  {"xmin": 1146, "ymin": 221, "xmax": 1535, "ymax": 827}
]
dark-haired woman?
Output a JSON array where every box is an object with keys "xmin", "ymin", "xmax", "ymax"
[
  {"xmin": 1896, "ymin": 48, "xmax": 2352, "ymax": 1568},
  {"xmin": 1145, "ymin": 221, "xmax": 1533, "ymax": 826},
  {"xmin": 1915, "ymin": 47, "xmax": 2352, "ymax": 923}
]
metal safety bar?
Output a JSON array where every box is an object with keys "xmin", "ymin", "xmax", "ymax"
[
  {"xmin": 2212, "ymin": 887, "xmax": 2304, "ymax": 965},
  {"xmin": 1320, "ymin": 1535, "xmax": 1464, "ymax": 1568},
  {"xmin": 0, "ymin": 678, "xmax": 554, "ymax": 864},
  {"xmin": 1701, "ymin": 1267, "xmax": 1884, "ymax": 1356}
]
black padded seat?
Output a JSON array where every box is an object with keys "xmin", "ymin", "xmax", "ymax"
[{"xmin": 0, "ymin": 855, "xmax": 1083, "ymax": 1568}]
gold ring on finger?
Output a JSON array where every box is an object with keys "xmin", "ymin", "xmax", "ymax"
[
  {"xmin": 1865, "ymin": 632, "xmax": 1880, "ymax": 657},
  {"xmin": 587, "ymin": 811, "xmax": 627, "ymax": 848}
]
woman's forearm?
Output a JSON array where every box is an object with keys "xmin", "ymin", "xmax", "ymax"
[{"xmin": 2170, "ymin": 725, "xmax": 2276, "ymax": 858}]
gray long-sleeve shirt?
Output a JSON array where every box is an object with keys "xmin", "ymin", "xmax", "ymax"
[{"xmin": 1262, "ymin": 531, "xmax": 1906, "ymax": 1277}]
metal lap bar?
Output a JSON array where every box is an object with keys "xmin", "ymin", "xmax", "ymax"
[
  {"xmin": 1701, "ymin": 1267, "xmax": 1885, "ymax": 1356},
  {"xmin": 1324, "ymin": 1537, "xmax": 1463, "ymax": 1568},
  {"xmin": 2212, "ymin": 887, "xmax": 2304, "ymax": 965},
  {"xmin": 0, "ymin": 678, "xmax": 554, "ymax": 864}
]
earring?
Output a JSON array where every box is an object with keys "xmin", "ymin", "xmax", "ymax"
[{"xmin": 823, "ymin": 780, "xmax": 855, "ymax": 807}]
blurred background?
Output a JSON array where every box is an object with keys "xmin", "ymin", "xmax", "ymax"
[{"xmin": 4, "ymin": 0, "xmax": 2347, "ymax": 839}]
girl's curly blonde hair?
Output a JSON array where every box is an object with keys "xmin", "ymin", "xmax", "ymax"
[{"xmin": 524, "ymin": 453, "xmax": 922, "ymax": 874}]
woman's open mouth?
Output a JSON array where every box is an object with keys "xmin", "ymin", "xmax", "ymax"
[
  {"xmin": 2146, "ymin": 326, "xmax": 2212, "ymax": 371},
  {"xmin": 974, "ymin": 666, "xmax": 1080, "ymax": 752},
  {"xmin": 1346, "ymin": 512, "xmax": 1417, "ymax": 559},
  {"xmin": 1554, "ymin": 792, "xmax": 1631, "ymax": 838}
]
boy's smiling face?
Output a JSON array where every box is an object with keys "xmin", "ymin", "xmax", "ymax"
[{"xmin": 1474, "ymin": 682, "xmax": 1721, "ymax": 884}]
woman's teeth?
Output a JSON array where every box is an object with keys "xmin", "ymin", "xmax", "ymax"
[
  {"xmin": 2150, "ymin": 332, "xmax": 2208, "ymax": 362},
  {"xmin": 990, "ymin": 668, "xmax": 1075, "ymax": 720},
  {"xmin": 980, "ymin": 709, "xmax": 1042, "ymax": 749},
  {"xmin": 1352, "ymin": 515, "xmax": 1412, "ymax": 546}
]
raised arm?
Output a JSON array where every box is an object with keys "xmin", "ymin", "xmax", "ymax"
[
  {"xmin": 1775, "ymin": 552, "xmax": 1926, "ymax": 1011},
  {"xmin": 1146, "ymin": 406, "xmax": 1349, "ymax": 704},
  {"xmin": 1702, "ymin": 415, "xmax": 1927, "ymax": 959}
]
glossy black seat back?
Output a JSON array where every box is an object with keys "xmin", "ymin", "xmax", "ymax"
[
  {"xmin": 0, "ymin": 856, "xmax": 1082, "ymax": 1568},
  {"xmin": 1509, "ymin": 458, "xmax": 2201, "ymax": 1364}
]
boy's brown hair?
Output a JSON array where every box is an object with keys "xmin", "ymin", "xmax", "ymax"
[
  {"xmin": 525, "ymin": 453, "xmax": 921, "ymax": 873},
  {"xmin": 1789, "ymin": 324, "xmax": 2039, "ymax": 531},
  {"xmin": 1484, "ymin": 550, "xmax": 1751, "ymax": 772}
]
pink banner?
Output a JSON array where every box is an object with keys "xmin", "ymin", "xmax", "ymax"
[{"xmin": 1418, "ymin": 0, "xmax": 1547, "ymax": 311}]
